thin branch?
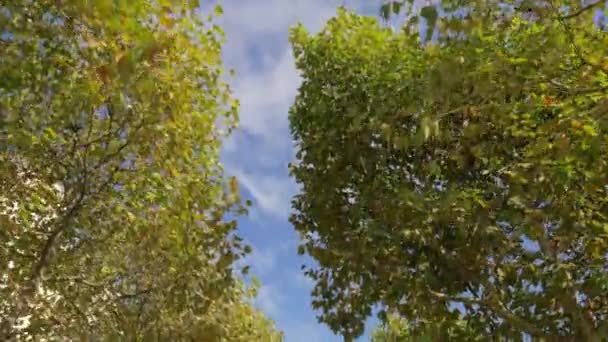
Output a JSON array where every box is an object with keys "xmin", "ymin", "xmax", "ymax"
[
  {"xmin": 116, "ymin": 287, "xmax": 154, "ymax": 300},
  {"xmin": 31, "ymin": 122, "xmax": 96, "ymax": 283},
  {"xmin": 64, "ymin": 295, "xmax": 91, "ymax": 328},
  {"xmin": 561, "ymin": 0, "xmax": 604, "ymax": 20},
  {"xmin": 78, "ymin": 128, "xmax": 121, "ymax": 149},
  {"xmin": 427, "ymin": 288, "xmax": 547, "ymax": 337},
  {"xmin": 135, "ymin": 295, "xmax": 149, "ymax": 335},
  {"xmin": 548, "ymin": 79, "xmax": 608, "ymax": 95},
  {"xmin": 55, "ymin": 276, "xmax": 108, "ymax": 288},
  {"xmin": 551, "ymin": 0, "xmax": 608, "ymax": 76},
  {"xmin": 31, "ymin": 191, "xmax": 86, "ymax": 283}
]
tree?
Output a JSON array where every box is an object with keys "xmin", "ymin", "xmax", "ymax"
[
  {"xmin": 289, "ymin": 2, "xmax": 608, "ymax": 340},
  {"xmin": 1, "ymin": 1, "xmax": 281, "ymax": 340}
]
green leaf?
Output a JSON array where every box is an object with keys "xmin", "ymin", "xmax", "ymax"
[
  {"xmin": 420, "ymin": 5, "xmax": 438, "ymax": 41},
  {"xmin": 214, "ymin": 4, "xmax": 224, "ymax": 16}
]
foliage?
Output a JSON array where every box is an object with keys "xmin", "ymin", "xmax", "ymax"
[
  {"xmin": 0, "ymin": 0, "xmax": 281, "ymax": 340},
  {"xmin": 371, "ymin": 315, "xmax": 413, "ymax": 342},
  {"xmin": 289, "ymin": 2, "xmax": 608, "ymax": 340},
  {"xmin": 370, "ymin": 313, "xmax": 481, "ymax": 342}
]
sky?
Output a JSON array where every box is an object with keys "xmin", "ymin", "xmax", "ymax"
[{"xmin": 198, "ymin": 0, "xmax": 382, "ymax": 340}]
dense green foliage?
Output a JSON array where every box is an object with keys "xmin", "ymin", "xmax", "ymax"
[
  {"xmin": 0, "ymin": 1, "xmax": 281, "ymax": 340},
  {"xmin": 289, "ymin": 1, "xmax": 608, "ymax": 340}
]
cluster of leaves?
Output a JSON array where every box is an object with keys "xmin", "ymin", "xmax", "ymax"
[
  {"xmin": 371, "ymin": 315, "xmax": 414, "ymax": 342},
  {"xmin": 370, "ymin": 313, "xmax": 480, "ymax": 342},
  {"xmin": 1, "ymin": 0, "xmax": 281, "ymax": 340},
  {"xmin": 289, "ymin": 1, "xmax": 608, "ymax": 340}
]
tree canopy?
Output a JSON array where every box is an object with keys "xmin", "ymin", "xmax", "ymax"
[
  {"xmin": 1, "ymin": 0, "xmax": 281, "ymax": 340},
  {"xmin": 289, "ymin": 1, "xmax": 608, "ymax": 340}
]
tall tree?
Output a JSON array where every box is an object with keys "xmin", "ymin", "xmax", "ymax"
[
  {"xmin": 1, "ymin": 1, "xmax": 281, "ymax": 340},
  {"xmin": 289, "ymin": 2, "xmax": 608, "ymax": 340}
]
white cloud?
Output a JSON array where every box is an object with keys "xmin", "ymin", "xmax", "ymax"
[
  {"xmin": 203, "ymin": 0, "xmax": 346, "ymax": 79},
  {"xmin": 292, "ymin": 270, "xmax": 315, "ymax": 290},
  {"xmin": 219, "ymin": 0, "xmax": 337, "ymax": 34},
  {"xmin": 233, "ymin": 48, "xmax": 299, "ymax": 142},
  {"xmin": 254, "ymin": 284, "xmax": 284, "ymax": 317},
  {"xmin": 278, "ymin": 236, "xmax": 299, "ymax": 253},
  {"xmin": 238, "ymin": 246, "xmax": 277, "ymax": 276},
  {"xmin": 227, "ymin": 165, "xmax": 295, "ymax": 220}
]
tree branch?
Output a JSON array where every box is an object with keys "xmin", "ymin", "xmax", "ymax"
[
  {"xmin": 427, "ymin": 288, "xmax": 547, "ymax": 337},
  {"xmin": 55, "ymin": 275, "xmax": 108, "ymax": 288},
  {"xmin": 561, "ymin": 1, "xmax": 604, "ymax": 20},
  {"xmin": 116, "ymin": 287, "xmax": 154, "ymax": 300},
  {"xmin": 31, "ymin": 174, "xmax": 89, "ymax": 284},
  {"xmin": 551, "ymin": 1, "xmax": 608, "ymax": 77},
  {"xmin": 548, "ymin": 79, "xmax": 608, "ymax": 95}
]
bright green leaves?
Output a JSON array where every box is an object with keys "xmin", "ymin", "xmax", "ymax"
[{"xmin": 289, "ymin": 3, "xmax": 608, "ymax": 341}]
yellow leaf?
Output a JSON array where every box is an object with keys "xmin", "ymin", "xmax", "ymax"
[
  {"xmin": 168, "ymin": 166, "xmax": 179, "ymax": 177},
  {"xmin": 115, "ymin": 51, "xmax": 125, "ymax": 64},
  {"xmin": 87, "ymin": 37, "xmax": 101, "ymax": 48},
  {"xmin": 160, "ymin": 14, "xmax": 174, "ymax": 28},
  {"xmin": 228, "ymin": 176, "xmax": 239, "ymax": 194}
]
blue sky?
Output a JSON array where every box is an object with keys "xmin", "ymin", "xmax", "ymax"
[{"xmin": 198, "ymin": 0, "xmax": 381, "ymax": 340}]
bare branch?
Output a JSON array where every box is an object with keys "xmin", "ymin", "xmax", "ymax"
[{"xmin": 561, "ymin": 1, "xmax": 604, "ymax": 20}]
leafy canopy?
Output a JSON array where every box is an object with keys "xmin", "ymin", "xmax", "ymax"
[
  {"xmin": 289, "ymin": 1, "xmax": 608, "ymax": 340},
  {"xmin": 1, "ymin": 0, "xmax": 281, "ymax": 340}
]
